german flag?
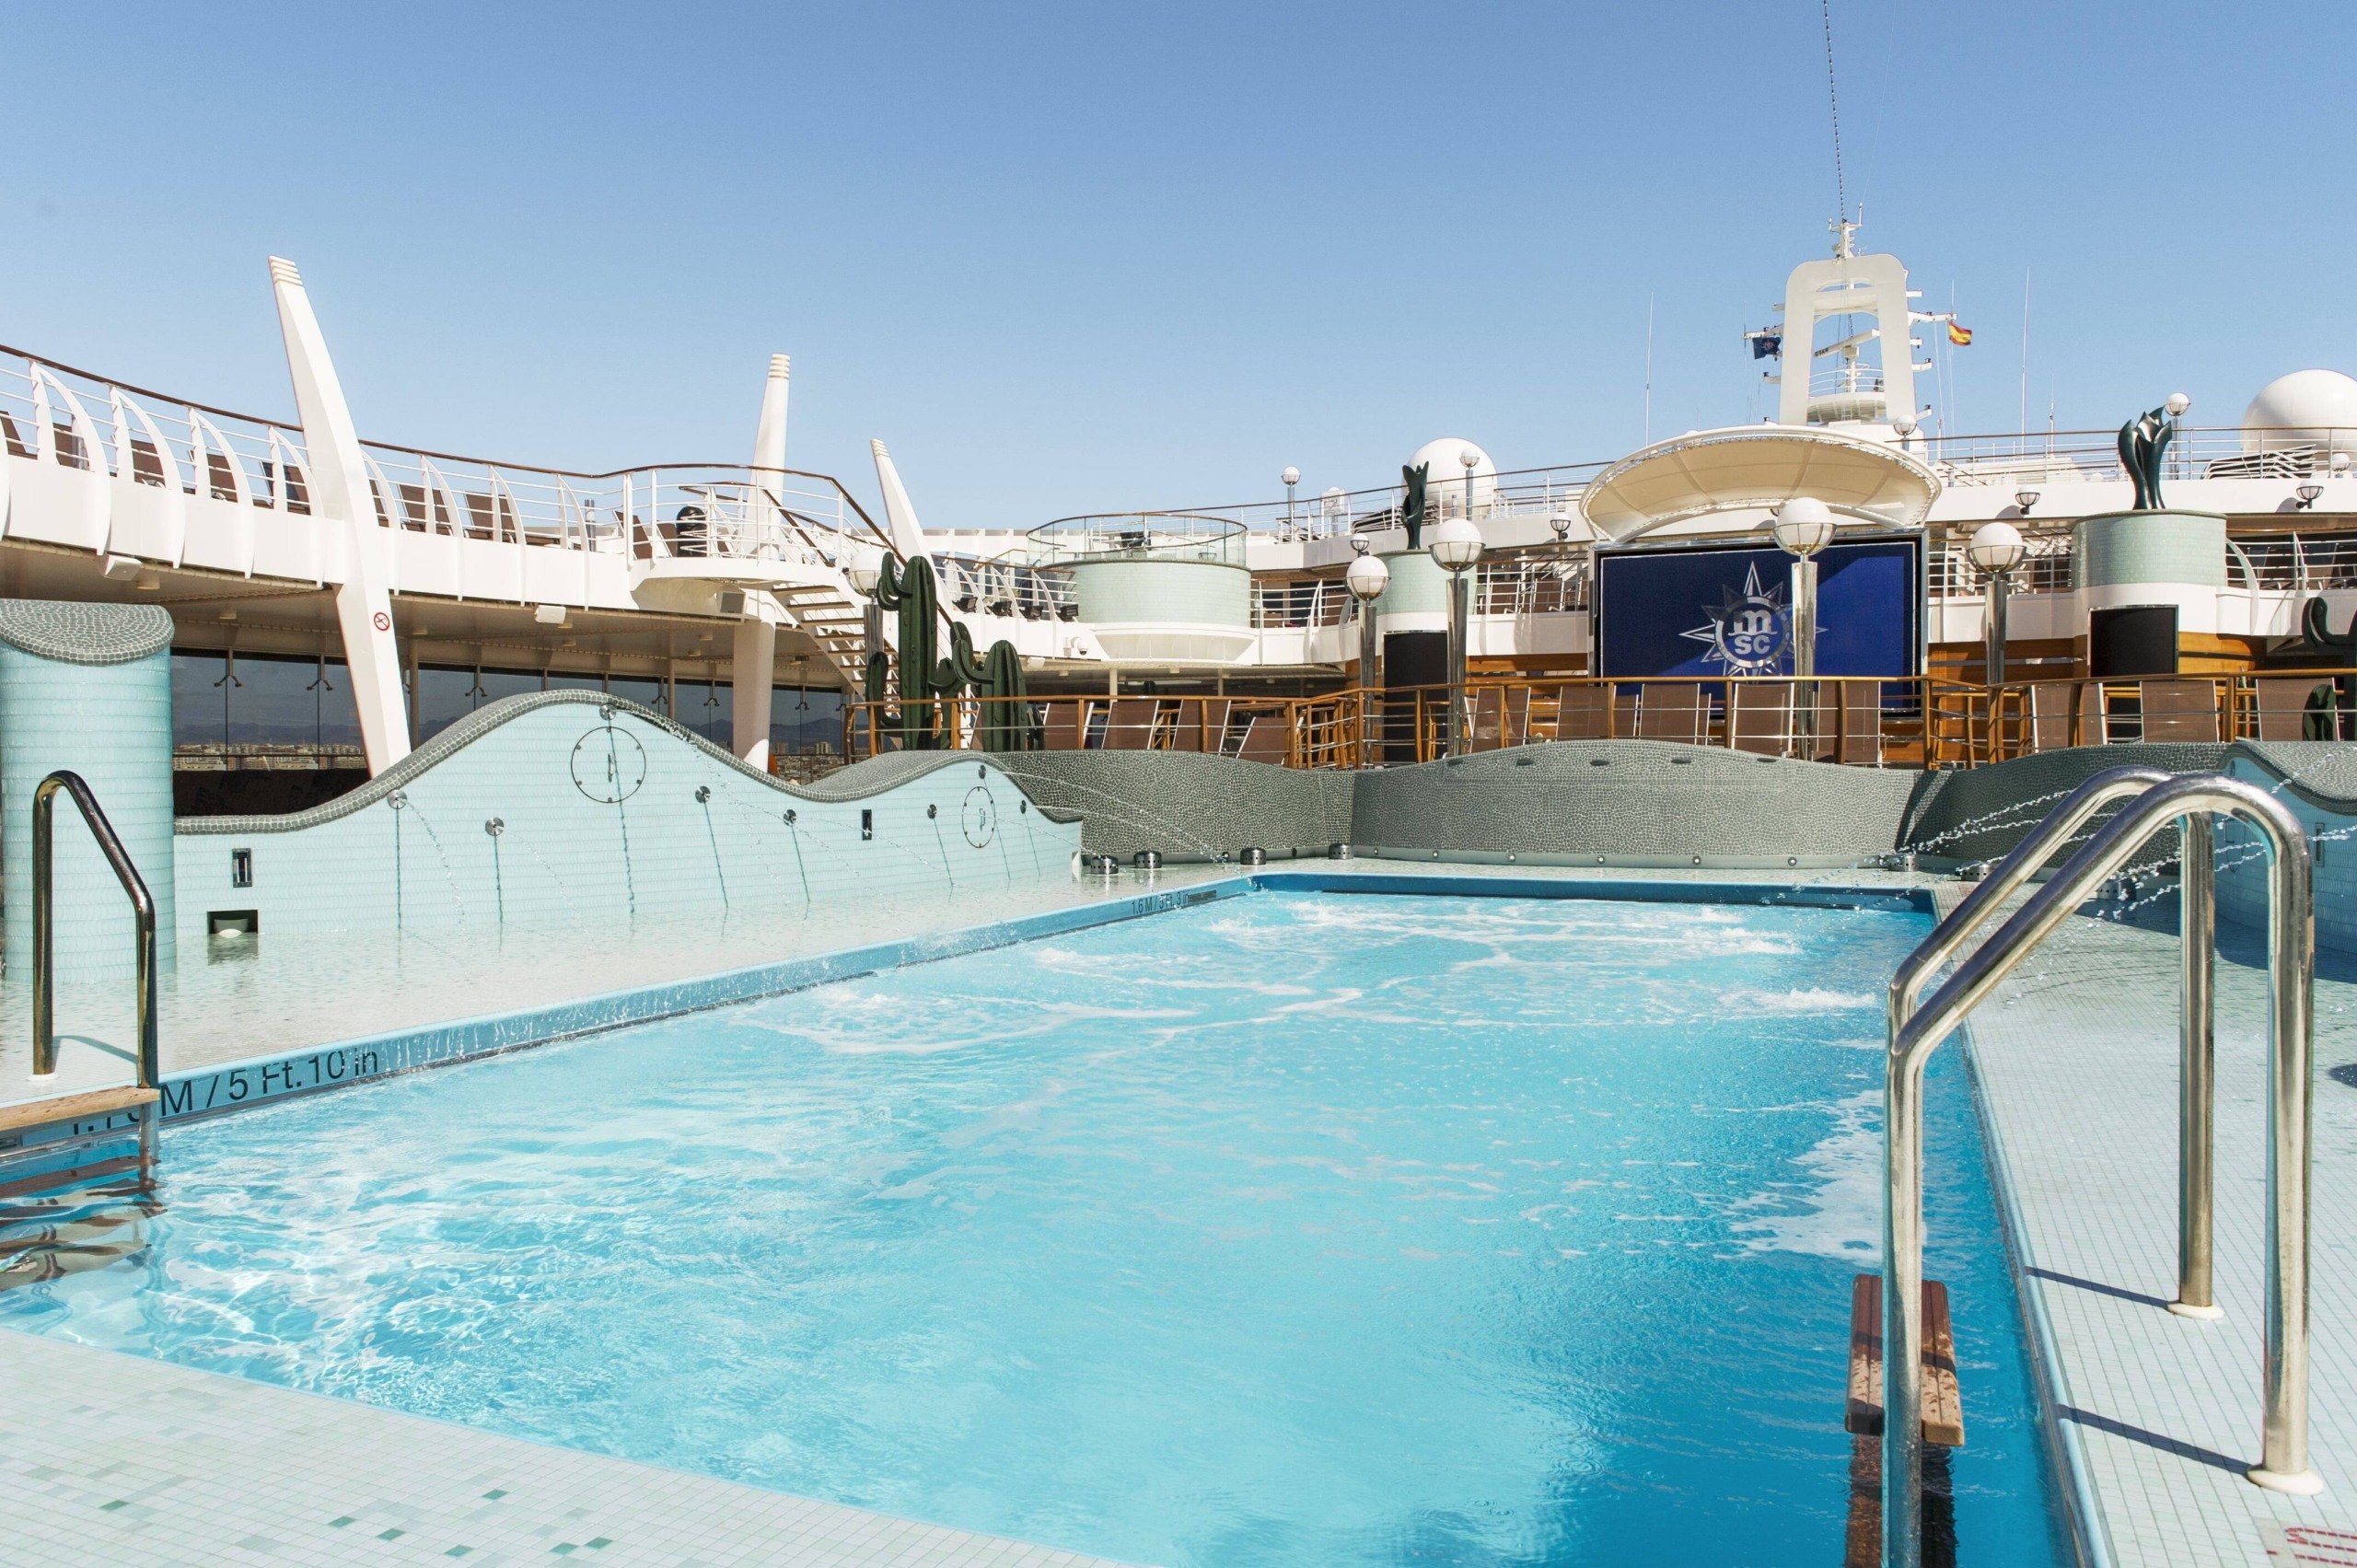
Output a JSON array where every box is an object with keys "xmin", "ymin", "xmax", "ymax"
[{"xmin": 1947, "ymin": 321, "xmax": 1974, "ymax": 347}]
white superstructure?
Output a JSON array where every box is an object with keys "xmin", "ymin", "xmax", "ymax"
[{"xmin": 5, "ymin": 233, "xmax": 2355, "ymax": 789}]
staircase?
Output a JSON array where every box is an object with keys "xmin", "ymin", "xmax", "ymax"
[{"xmin": 771, "ymin": 582, "xmax": 870, "ymax": 690}]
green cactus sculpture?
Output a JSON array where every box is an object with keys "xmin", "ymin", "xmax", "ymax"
[
  {"xmin": 975, "ymin": 637, "xmax": 1041, "ymax": 752},
  {"xmin": 869, "ymin": 555, "xmax": 1039, "ymax": 751},
  {"xmin": 874, "ymin": 555, "xmax": 946, "ymax": 747}
]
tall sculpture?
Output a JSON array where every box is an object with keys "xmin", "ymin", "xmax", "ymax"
[
  {"xmin": 866, "ymin": 555, "xmax": 1038, "ymax": 752},
  {"xmin": 2117, "ymin": 403, "xmax": 2178, "ymax": 512},
  {"xmin": 1399, "ymin": 462, "xmax": 1430, "ymax": 549}
]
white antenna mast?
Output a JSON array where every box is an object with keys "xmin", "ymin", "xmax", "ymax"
[
  {"xmin": 1643, "ymin": 292, "xmax": 1655, "ymax": 445},
  {"xmin": 1821, "ymin": 0, "xmax": 1847, "ymax": 228},
  {"xmin": 2019, "ymin": 267, "xmax": 2032, "ymax": 437}
]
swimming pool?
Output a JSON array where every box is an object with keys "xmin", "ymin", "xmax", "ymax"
[{"xmin": 0, "ymin": 887, "xmax": 2065, "ymax": 1565}]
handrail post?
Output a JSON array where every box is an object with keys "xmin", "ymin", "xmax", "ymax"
[
  {"xmin": 2175, "ymin": 810, "xmax": 2221, "ymax": 1318},
  {"xmin": 1883, "ymin": 772, "xmax": 2322, "ymax": 1567},
  {"xmin": 2253, "ymin": 794, "xmax": 2319, "ymax": 1493},
  {"xmin": 30, "ymin": 770, "xmax": 160, "ymax": 1089}
]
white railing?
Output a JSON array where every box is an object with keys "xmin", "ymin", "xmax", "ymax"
[
  {"xmin": 935, "ymin": 553, "xmax": 1077, "ymax": 621},
  {"xmin": 2225, "ymin": 532, "xmax": 2357, "ymax": 592},
  {"xmin": 1930, "ymin": 531, "xmax": 2076, "ymax": 597},
  {"xmin": 0, "ymin": 343, "xmax": 888, "ymax": 573}
]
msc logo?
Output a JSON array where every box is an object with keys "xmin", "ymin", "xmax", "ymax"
[{"xmin": 1678, "ymin": 564, "xmax": 1794, "ymax": 675}]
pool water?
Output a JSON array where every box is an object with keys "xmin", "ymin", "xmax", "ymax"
[{"xmin": 1, "ymin": 890, "xmax": 2065, "ymax": 1565}]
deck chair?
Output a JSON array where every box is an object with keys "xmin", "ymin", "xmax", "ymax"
[
  {"xmin": 2139, "ymin": 679, "xmax": 2222, "ymax": 743},
  {"xmin": 1500, "ymin": 687, "xmax": 1532, "ymax": 748},
  {"xmin": 1730, "ymin": 680, "xmax": 1794, "ymax": 755},
  {"xmin": 2076, "ymin": 681, "xmax": 2113, "ymax": 745},
  {"xmin": 1839, "ymin": 681, "xmax": 1885, "ymax": 765},
  {"xmin": 2026, "ymin": 681, "xmax": 2080, "ymax": 751},
  {"xmin": 1234, "ymin": 711, "xmax": 1291, "ymax": 765},
  {"xmin": 1554, "ymin": 684, "xmax": 1613, "ymax": 740},
  {"xmin": 2254, "ymin": 677, "xmax": 2327, "ymax": 741},
  {"xmin": 1468, "ymin": 688, "xmax": 1505, "ymax": 751},
  {"xmin": 1044, "ymin": 699, "xmax": 1091, "ymax": 752},
  {"xmin": 1102, "ymin": 698, "xmax": 1161, "ymax": 749},
  {"xmin": 1165, "ymin": 699, "xmax": 1210, "ymax": 752},
  {"xmin": 1636, "ymin": 682, "xmax": 1704, "ymax": 743}
]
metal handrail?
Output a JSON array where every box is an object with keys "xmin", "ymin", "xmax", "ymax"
[
  {"xmin": 31, "ymin": 771, "xmax": 159, "ymax": 1088},
  {"xmin": 1880, "ymin": 772, "xmax": 2319, "ymax": 1567}
]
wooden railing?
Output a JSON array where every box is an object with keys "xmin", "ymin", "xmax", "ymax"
[
  {"xmin": 845, "ymin": 670, "xmax": 2357, "ymax": 772},
  {"xmin": 845, "ymin": 676, "xmax": 1971, "ymax": 770},
  {"xmin": 1952, "ymin": 670, "xmax": 2357, "ymax": 764}
]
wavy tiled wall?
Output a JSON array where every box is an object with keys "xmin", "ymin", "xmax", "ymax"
[{"xmin": 175, "ymin": 693, "xmax": 1082, "ymax": 946}]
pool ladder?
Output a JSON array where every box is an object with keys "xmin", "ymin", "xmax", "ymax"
[
  {"xmin": 1, "ymin": 771, "xmax": 166, "ymax": 1290},
  {"xmin": 1879, "ymin": 767, "xmax": 2320, "ymax": 1568},
  {"xmin": 30, "ymin": 769, "xmax": 160, "ymax": 1089}
]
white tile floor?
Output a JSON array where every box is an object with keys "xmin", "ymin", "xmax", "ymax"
[
  {"xmin": 0, "ymin": 1330, "xmax": 1124, "ymax": 1566},
  {"xmin": 1958, "ymin": 902, "xmax": 2357, "ymax": 1565}
]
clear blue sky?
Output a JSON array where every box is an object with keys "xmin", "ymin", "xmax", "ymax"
[{"xmin": 4, "ymin": 3, "xmax": 2349, "ymax": 528}]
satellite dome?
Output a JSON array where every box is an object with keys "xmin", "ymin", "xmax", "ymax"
[
  {"xmin": 2241, "ymin": 370, "xmax": 2357, "ymax": 456},
  {"xmin": 1408, "ymin": 437, "xmax": 1498, "ymax": 519}
]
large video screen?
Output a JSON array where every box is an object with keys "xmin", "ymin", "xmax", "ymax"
[{"xmin": 1594, "ymin": 535, "xmax": 1922, "ymax": 679}]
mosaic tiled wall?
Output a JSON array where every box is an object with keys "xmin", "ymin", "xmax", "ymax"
[
  {"xmin": 175, "ymin": 692, "xmax": 1081, "ymax": 947},
  {"xmin": 2218, "ymin": 742, "xmax": 2357, "ymax": 953},
  {"xmin": 992, "ymin": 751, "xmax": 1354, "ymax": 862},
  {"xmin": 1898, "ymin": 743, "xmax": 2234, "ymax": 871},
  {"xmin": 1352, "ymin": 741, "xmax": 1921, "ymax": 866},
  {"xmin": 0, "ymin": 604, "xmax": 178, "ymax": 984},
  {"xmin": 998, "ymin": 741, "xmax": 1918, "ymax": 868}
]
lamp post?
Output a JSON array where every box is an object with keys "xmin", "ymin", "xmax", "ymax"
[
  {"xmin": 1771, "ymin": 497, "xmax": 1836, "ymax": 749},
  {"xmin": 1967, "ymin": 520, "xmax": 2027, "ymax": 685},
  {"xmin": 1458, "ymin": 446, "xmax": 1480, "ymax": 520},
  {"xmin": 1345, "ymin": 538, "xmax": 1390, "ymax": 767},
  {"xmin": 1283, "ymin": 466, "xmax": 1301, "ymax": 533},
  {"xmin": 1429, "ymin": 513, "xmax": 1483, "ymax": 758}
]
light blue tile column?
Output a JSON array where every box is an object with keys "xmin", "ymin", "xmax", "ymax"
[{"xmin": 0, "ymin": 602, "xmax": 177, "ymax": 984}]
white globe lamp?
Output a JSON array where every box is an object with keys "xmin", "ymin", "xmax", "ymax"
[
  {"xmin": 845, "ymin": 552, "xmax": 881, "ymax": 597},
  {"xmin": 1771, "ymin": 496, "xmax": 1836, "ymax": 558},
  {"xmin": 1427, "ymin": 513, "xmax": 1484, "ymax": 572},
  {"xmin": 2165, "ymin": 391, "xmax": 2192, "ymax": 418},
  {"xmin": 1966, "ymin": 521, "xmax": 2027, "ymax": 575},
  {"xmin": 1345, "ymin": 551, "xmax": 1390, "ymax": 601}
]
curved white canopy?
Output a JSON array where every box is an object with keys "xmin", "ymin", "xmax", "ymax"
[{"xmin": 1578, "ymin": 424, "xmax": 1941, "ymax": 541}]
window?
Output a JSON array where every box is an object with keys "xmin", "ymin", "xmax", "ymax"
[{"xmin": 173, "ymin": 651, "xmax": 361, "ymax": 749}]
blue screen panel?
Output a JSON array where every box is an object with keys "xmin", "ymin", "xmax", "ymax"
[{"xmin": 1594, "ymin": 537, "xmax": 1921, "ymax": 679}]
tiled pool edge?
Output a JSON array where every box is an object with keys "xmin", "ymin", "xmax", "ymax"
[
  {"xmin": 157, "ymin": 877, "xmax": 1257, "ymax": 1122},
  {"xmin": 157, "ymin": 867, "xmax": 1935, "ymax": 1125},
  {"xmin": 1964, "ymin": 1026, "xmax": 2114, "ymax": 1568}
]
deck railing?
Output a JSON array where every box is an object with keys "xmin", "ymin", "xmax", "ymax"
[
  {"xmin": 0, "ymin": 343, "xmax": 892, "ymax": 575},
  {"xmin": 845, "ymin": 675, "xmax": 1956, "ymax": 770},
  {"xmin": 844, "ymin": 668, "xmax": 2357, "ymax": 772},
  {"xmin": 1952, "ymin": 670, "xmax": 2357, "ymax": 762}
]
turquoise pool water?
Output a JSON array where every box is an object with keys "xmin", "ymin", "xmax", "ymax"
[{"xmin": 2, "ymin": 889, "xmax": 2064, "ymax": 1565}]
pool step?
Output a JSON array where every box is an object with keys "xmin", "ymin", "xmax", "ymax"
[
  {"xmin": 0, "ymin": 1086, "xmax": 162, "ymax": 1290},
  {"xmin": 1844, "ymin": 1274, "xmax": 1963, "ymax": 1567},
  {"xmin": 1844, "ymin": 1272, "xmax": 1963, "ymax": 1446}
]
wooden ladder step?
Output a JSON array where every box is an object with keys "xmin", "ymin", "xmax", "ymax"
[
  {"xmin": 1846, "ymin": 1272, "xmax": 1964, "ymax": 1447},
  {"xmin": 0, "ymin": 1086, "xmax": 158, "ymax": 1139}
]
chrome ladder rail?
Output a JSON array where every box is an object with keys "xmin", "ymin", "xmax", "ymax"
[
  {"xmin": 30, "ymin": 770, "xmax": 159, "ymax": 1088},
  {"xmin": 1882, "ymin": 771, "xmax": 2320, "ymax": 1568}
]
